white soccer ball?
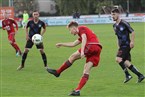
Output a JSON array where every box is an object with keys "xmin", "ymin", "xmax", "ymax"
[{"xmin": 32, "ymin": 34, "xmax": 43, "ymax": 45}]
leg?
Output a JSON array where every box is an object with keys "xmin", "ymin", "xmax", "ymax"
[
  {"xmin": 17, "ymin": 48, "xmax": 29, "ymax": 70},
  {"xmin": 8, "ymin": 34, "xmax": 21, "ymax": 56},
  {"xmin": 69, "ymin": 45, "xmax": 102, "ymax": 96},
  {"xmin": 69, "ymin": 62, "xmax": 93, "ymax": 96},
  {"xmin": 47, "ymin": 51, "xmax": 81, "ymax": 77},
  {"xmin": 56, "ymin": 50, "xmax": 81, "ymax": 74},
  {"xmin": 39, "ymin": 49, "xmax": 48, "ymax": 69},
  {"xmin": 116, "ymin": 47, "xmax": 133, "ymax": 83},
  {"xmin": 22, "ymin": 21, "xmax": 25, "ymax": 29},
  {"xmin": 36, "ymin": 43, "xmax": 48, "ymax": 69},
  {"xmin": 17, "ymin": 39, "xmax": 33, "ymax": 70},
  {"xmin": 124, "ymin": 60, "xmax": 145, "ymax": 83},
  {"xmin": 75, "ymin": 62, "xmax": 93, "ymax": 91},
  {"xmin": 116, "ymin": 57, "xmax": 132, "ymax": 83}
]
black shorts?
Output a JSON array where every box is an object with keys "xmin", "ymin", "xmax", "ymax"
[
  {"xmin": 25, "ymin": 39, "xmax": 44, "ymax": 49},
  {"xmin": 117, "ymin": 46, "xmax": 131, "ymax": 61}
]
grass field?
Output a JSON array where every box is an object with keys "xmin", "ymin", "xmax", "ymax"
[{"xmin": 0, "ymin": 23, "xmax": 145, "ymax": 97}]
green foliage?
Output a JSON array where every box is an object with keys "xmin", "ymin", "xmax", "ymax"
[
  {"xmin": 54, "ymin": 0, "xmax": 113, "ymax": 15},
  {"xmin": 1, "ymin": 0, "xmax": 9, "ymax": 7},
  {"xmin": 54, "ymin": 0, "xmax": 145, "ymax": 15},
  {"xmin": 141, "ymin": 0, "xmax": 145, "ymax": 7},
  {"xmin": 13, "ymin": 0, "xmax": 37, "ymax": 12}
]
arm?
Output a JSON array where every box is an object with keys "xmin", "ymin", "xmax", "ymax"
[
  {"xmin": 130, "ymin": 31, "xmax": 135, "ymax": 48},
  {"xmin": 80, "ymin": 34, "xmax": 87, "ymax": 59},
  {"xmin": 25, "ymin": 27, "xmax": 29, "ymax": 40},
  {"xmin": 2, "ymin": 21, "xmax": 5, "ymax": 30},
  {"xmin": 12, "ymin": 19, "xmax": 18, "ymax": 31},
  {"xmin": 123, "ymin": 21, "xmax": 135, "ymax": 48},
  {"xmin": 41, "ymin": 22, "xmax": 46, "ymax": 36},
  {"xmin": 56, "ymin": 39, "xmax": 81, "ymax": 48},
  {"xmin": 25, "ymin": 22, "xmax": 29, "ymax": 40}
]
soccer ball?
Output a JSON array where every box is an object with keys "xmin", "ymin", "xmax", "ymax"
[{"xmin": 32, "ymin": 34, "xmax": 43, "ymax": 45}]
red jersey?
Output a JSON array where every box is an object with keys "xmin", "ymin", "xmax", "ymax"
[
  {"xmin": 78, "ymin": 26, "xmax": 101, "ymax": 46},
  {"xmin": 2, "ymin": 18, "xmax": 18, "ymax": 34}
]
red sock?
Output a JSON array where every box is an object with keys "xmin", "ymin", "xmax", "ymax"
[
  {"xmin": 11, "ymin": 43, "xmax": 21, "ymax": 52},
  {"xmin": 75, "ymin": 74, "xmax": 89, "ymax": 91},
  {"xmin": 56, "ymin": 60, "xmax": 72, "ymax": 74}
]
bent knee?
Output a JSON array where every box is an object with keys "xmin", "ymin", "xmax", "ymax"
[
  {"xmin": 69, "ymin": 53, "xmax": 80, "ymax": 62},
  {"xmin": 39, "ymin": 49, "xmax": 44, "ymax": 54},
  {"xmin": 9, "ymin": 41, "xmax": 13, "ymax": 44},
  {"xmin": 24, "ymin": 48, "xmax": 29, "ymax": 53},
  {"xmin": 69, "ymin": 54, "xmax": 77, "ymax": 61}
]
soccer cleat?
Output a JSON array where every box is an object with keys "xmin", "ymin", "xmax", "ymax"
[
  {"xmin": 68, "ymin": 90, "xmax": 80, "ymax": 96},
  {"xmin": 137, "ymin": 75, "xmax": 145, "ymax": 83},
  {"xmin": 47, "ymin": 68, "xmax": 60, "ymax": 77},
  {"xmin": 16, "ymin": 51, "xmax": 22, "ymax": 56},
  {"xmin": 16, "ymin": 52, "xmax": 20, "ymax": 56},
  {"xmin": 17, "ymin": 65, "xmax": 24, "ymax": 71},
  {"xmin": 124, "ymin": 75, "xmax": 132, "ymax": 83}
]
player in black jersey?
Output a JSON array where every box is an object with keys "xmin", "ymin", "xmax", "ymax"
[
  {"xmin": 111, "ymin": 9, "xmax": 144, "ymax": 83},
  {"xmin": 17, "ymin": 11, "xmax": 48, "ymax": 70}
]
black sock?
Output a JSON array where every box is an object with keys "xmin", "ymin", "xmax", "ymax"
[
  {"xmin": 22, "ymin": 53, "xmax": 28, "ymax": 67},
  {"xmin": 128, "ymin": 65, "xmax": 142, "ymax": 77},
  {"xmin": 119, "ymin": 61, "xmax": 130, "ymax": 77},
  {"xmin": 41, "ymin": 53, "xmax": 47, "ymax": 67}
]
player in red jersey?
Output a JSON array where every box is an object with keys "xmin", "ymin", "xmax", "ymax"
[
  {"xmin": 2, "ymin": 12, "xmax": 22, "ymax": 56},
  {"xmin": 47, "ymin": 21, "xmax": 102, "ymax": 96}
]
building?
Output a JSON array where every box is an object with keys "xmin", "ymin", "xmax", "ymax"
[{"xmin": 36, "ymin": 0, "xmax": 56, "ymax": 14}]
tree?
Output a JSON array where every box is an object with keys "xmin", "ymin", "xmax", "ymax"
[
  {"xmin": 54, "ymin": 0, "xmax": 89, "ymax": 15},
  {"xmin": 141, "ymin": 0, "xmax": 145, "ymax": 12},
  {"xmin": 54, "ymin": 0, "xmax": 113, "ymax": 15}
]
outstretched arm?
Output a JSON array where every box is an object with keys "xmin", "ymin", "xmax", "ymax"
[{"xmin": 56, "ymin": 39, "xmax": 81, "ymax": 48}]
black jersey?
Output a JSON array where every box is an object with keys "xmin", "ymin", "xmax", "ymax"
[
  {"xmin": 113, "ymin": 19, "xmax": 134, "ymax": 47},
  {"xmin": 26, "ymin": 20, "xmax": 46, "ymax": 38}
]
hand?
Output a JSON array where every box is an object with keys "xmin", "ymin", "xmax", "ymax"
[
  {"xmin": 130, "ymin": 41, "xmax": 134, "ymax": 48},
  {"xmin": 81, "ymin": 52, "xmax": 85, "ymax": 59},
  {"xmin": 3, "ymin": 27, "xmax": 7, "ymax": 30},
  {"xmin": 56, "ymin": 43, "xmax": 62, "ymax": 48}
]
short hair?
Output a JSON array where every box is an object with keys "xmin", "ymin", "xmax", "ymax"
[
  {"xmin": 111, "ymin": 8, "xmax": 120, "ymax": 13},
  {"xmin": 67, "ymin": 21, "xmax": 78, "ymax": 28},
  {"xmin": 33, "ymin": 10, "xmax": 39, "ymax": 13}
]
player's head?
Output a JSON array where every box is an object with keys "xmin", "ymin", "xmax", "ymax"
[
  {"xmin": 24, "ymin": 10, "xmax": 27, "ymax": 13},
  {"xmin": 32, "ymin": 10, "xmax": 39, "ymax": 20},
  {"xmin": 111, "ymin": 8, "xmax": 120, "ymax": 21},
  {"xmin": 67, "ymin": 21, "xmax": 79, "ymax": 35},
  {"xmin": 3, "ymin": 11, "xmax": 9, "ymax": 19}
]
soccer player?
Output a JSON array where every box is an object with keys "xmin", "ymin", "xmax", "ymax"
[
  {"xmin": 22, "ymin": 10, "xmax": 29, "ymax": 29},
  {"xmin": 17, "ymin": 11, "xmax": 48, "ymax": 70},
  {"xmin": 47, "ymin": 21, "xmax": 102, "ymax": 96},
  {"xmin": 2, "ymin": 12, "xmax": 22, "ymax": 56},
  {"xmin": 111, "ymin": 8, "xmax": 144, "ymax": 83}
]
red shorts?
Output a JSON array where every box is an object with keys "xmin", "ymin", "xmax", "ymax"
[
  {"xmin": 8, "ymin": 33, "xmax": 15, "ymax": 43},
  {"xmin": 78, "ymin": 44, "xmax": 102, "ymax": 67}
]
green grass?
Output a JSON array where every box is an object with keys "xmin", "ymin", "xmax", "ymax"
[{"xmin": 0, "ymin": 23, "xmax": 145, "ymax": 97}]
